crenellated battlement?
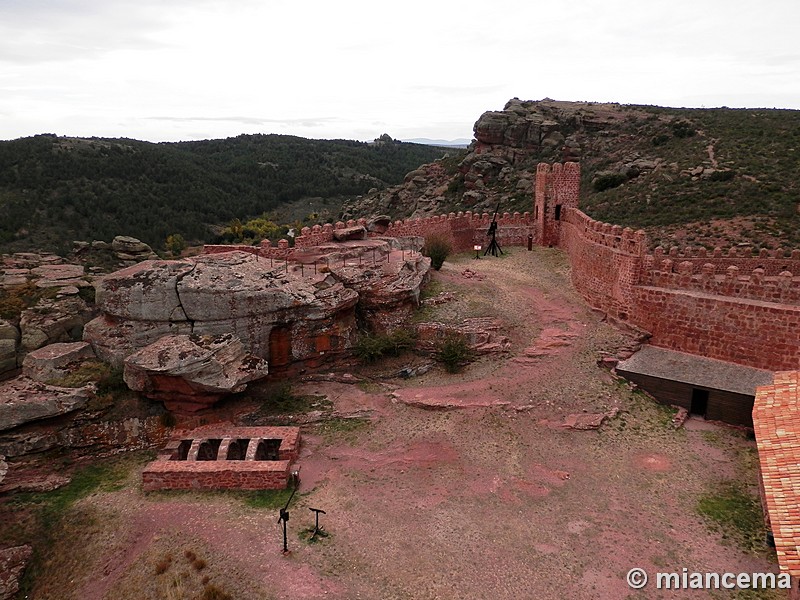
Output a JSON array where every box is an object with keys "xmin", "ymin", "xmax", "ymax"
[
  {"xmin": 647, "ymin": 245, "xmax": 800, "ymax": 275},
  {"xmin": 644, "ymin": 261, "xmax": 800, "ymax": 304},
  {"xmin": 562, "ymin": 208, "xmax": 647, "ymax": 256}
]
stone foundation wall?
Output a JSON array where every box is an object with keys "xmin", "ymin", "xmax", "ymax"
[
  {"xmin": 142, "ymin": 460, "xmax": 292, "ymax": 491},
  {"xmin": 142, "ymin": 426, "xmax": 300, "ymax": 492}
]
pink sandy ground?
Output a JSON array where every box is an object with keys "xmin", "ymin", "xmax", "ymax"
[{"xmin": 59, "ymin": 249, "xmax": 777, "ymax": 600}]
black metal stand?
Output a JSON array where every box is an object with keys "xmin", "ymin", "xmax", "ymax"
[
  {"xmin": 277, "ymin": 469, "xmax": 300, "ymax": 555},
  {"xmin": 484, "ymin": 235, "xmax": 503, "ymax": 257},
  {"xmin": 484, "ymin": 204, "xmax": 504, "ymax": 257},
  {"xmin": 309, "ymin": 507, "xmax": 328, "ymax": 541},
  {"xmin": 279, "ymin": 508, "xmax": 290, "ymax": 553}
]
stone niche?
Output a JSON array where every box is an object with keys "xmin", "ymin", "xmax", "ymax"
[{"xmin": 142, "ymin": 426, "xmax": 300, "ymax": 491}]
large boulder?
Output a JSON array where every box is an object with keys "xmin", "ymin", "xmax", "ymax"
[
  {"xmin": 111, "ymin": 235, "xmax": 158, "ymax": 264},
  {"xmin": 86, "ymin": 251, "xmax": 359, "ymax": 366},
  {"xmin": 123, "ymin": 333, "xmax": 269, "ymax": 412},
  {"xmin": 22, "ymin": 341, "xmax": 96, "ymax": 383},
  {"xmin": 0, "ymin": 378, "xmax": 92, "ymax": 431}
]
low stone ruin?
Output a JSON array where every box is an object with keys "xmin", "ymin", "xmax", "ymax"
[{"xmin": 142, "ymin": 425, "xmax": 300, "ymax": 491}]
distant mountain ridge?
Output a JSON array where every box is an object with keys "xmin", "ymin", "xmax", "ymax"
[
  {"xmin": 0, "ymin": 133, "xmax": 447, "ymax": 253},
  {"xmin": 402, "ymin": 138, "xmax": 472, "ymax": 148}
]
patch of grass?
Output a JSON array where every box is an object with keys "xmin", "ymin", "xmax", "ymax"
[
  {"xmin": 240, "ymin": 488, "xmax": 295, "ymax": 510},
  {"xmin": 9, "ymin": 452, "xmax": 152, "ymax": 595},
  {"xmin": 419, "ymin": 279, "xmax": 443, "ymax": 301},
  {"xmin": 435, "ymin": 333, "xmax": 473, "ymax": 373},
  {"xmin": 315, "ymin": 417, "xmax": 371, "ymax": 444},
  {"xmin": 47, "ymin": 360, "xmax": 116, "ymax": 388},
  {"xmin": 356, "ymin": 380, "xmax": 384, "ymax": 394},
  {"xmin": 697, "ymin": 481, "xmax": 768, "ymax": 556},
  {"xmin": 353, "ymin": 329, "xmax": 417, "ymax": 363},
  {"xmin": 250, "ymin": 382, "xmax": 331, "ymax": 416}
]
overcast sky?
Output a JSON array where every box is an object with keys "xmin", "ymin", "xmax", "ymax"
[{"xmin": 1, "ymin": 0, "xmax": 798, "ymax": 143}]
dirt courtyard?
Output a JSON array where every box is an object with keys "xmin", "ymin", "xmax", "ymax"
[{"xmin": 18, "ymin": 248, "xmax": 778, "ymax": 599}]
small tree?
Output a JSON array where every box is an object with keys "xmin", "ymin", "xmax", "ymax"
[
  {"xmin": 423, "ymin": 232, "xmax": 452, "ymax": 270},
  {"xmin": 166, "ymin": 233, "xmax": 186, "ymax": 256}
]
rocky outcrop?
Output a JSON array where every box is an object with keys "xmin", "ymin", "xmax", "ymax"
[
  {"xmin": 0, "ymin": 545, "xmax": 32, "ymax": 600},
  {"xmin": 111, "ymin": 235, "xmax": 158, "ymax": 263},
  {"xmin": 85, "ymin": 251, "xmax": 360, "ymax": 368},
  {"xmin": 22, "ymin": 341, "xmax": 96, "ymax": 383},
  {"xmin": 0, "ymin": 378, "xmax": 93, "ymax": 431},
  {"xmin": 30, "ymin": 263, "xmax": 89, "ymax": 289},
  {"xmin": 124, "ymin": 333, "xmax": 269, "ymax": 412},
  {"xmin": 329, "ymin": 249, "xmax": 430, "ymax": 332},
  {"xmin": 415, "ymin": 317, "xmax": 511, "ymax": 354},
  {"xmin": 19, "ymin": 296, "xmax": 95, "ymax": 353},
  {"xmin": 1, "ymin": 254, "xmax": 99, "ymax": 378}
]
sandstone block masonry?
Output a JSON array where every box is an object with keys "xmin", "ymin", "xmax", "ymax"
[{"xmin": 142, "ymin": 426, "xmax": 300, "ymax": 491}]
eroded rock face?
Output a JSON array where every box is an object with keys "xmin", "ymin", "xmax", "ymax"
[
  {"xmin": 0, "ymin": 378, "xmax": 92, "ymax": 431},
  {"xmin": 0, "ymin": 545, "xmax": 33, "ymax": 600},
  {"xmin": 123, "ymin": 333, "xmax": 269, "ymax": 412},
  {"xmin": 86, "ymin": 251, "xmax": 360, "ymax": 367},
  {"xmin": 330, "ymin": 251, "xmax": 431, "ymax": 332}
]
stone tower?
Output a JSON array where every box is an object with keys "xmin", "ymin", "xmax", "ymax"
[{"xmin": 534, "ymin": 162, "xmax": 580, "ymax": 247}]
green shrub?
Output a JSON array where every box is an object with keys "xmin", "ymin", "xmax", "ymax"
[
  {"xmin": 708, "ymin": 169, "xmax": 736, "ymax": 182},
  {"xmin": 77, "ymin": 285, "xmax": 96, "ymax": 304},
  {"xmin": 354, "ymin": 329, "xmax": 417, "ymax": 363},
  {"xmin": 423, "ymin": 233, "xmax": 452, "ymax": 270},
  {"xmin": 671, "ymin": 120, "xmax": 696, "ymax": 138},
  {"xmin": 201, "ymin": 584, "xmax": 233, "ymax": 600},
  {"xmin": 651, "ymin": 133, "xmax": 670, "ymax": 146},
  {"xmin": 592, "ymin": 173, "xmax": 628, "ymax": 192},
  {"xmin": 435, "ymin": 334, "xmax": 473, "ymax": 373}
]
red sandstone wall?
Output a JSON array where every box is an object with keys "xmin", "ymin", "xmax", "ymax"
[
  {"xmin": 381, "ymin": 211, "xmax": 536, "ymax": 253},
  {"xmin": 142, "ymin": 461, "xmax": 291, "ymax": 491},
  {"xmin": 559, "ymin": 206, "xmax": 800, "ymax": 371},
  {"xmin": 634, "ymin": 286, "xmax": 800, "ymax": 371}
]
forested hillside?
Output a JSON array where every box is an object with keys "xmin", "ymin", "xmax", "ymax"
[{"xmin": 0, "ymin": 133, "xmax": 446, "ymax": 253}]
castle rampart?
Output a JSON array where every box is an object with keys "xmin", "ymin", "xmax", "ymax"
[
  {"xmin": 558, "ymin": 204, "xmax": 800, "ymax": 370},
  {"xmin": 202, "ymin": 161, "xmax": 799, "ymax": 371}
]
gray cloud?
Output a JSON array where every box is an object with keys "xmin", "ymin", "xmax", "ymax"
[
  {"xmin": 0, "ymin": 0, "xmax": 179, "ymax": 64},
  {"xmin": 147, "ymin": 115, "xmax": 342, "ymax": 128}
]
